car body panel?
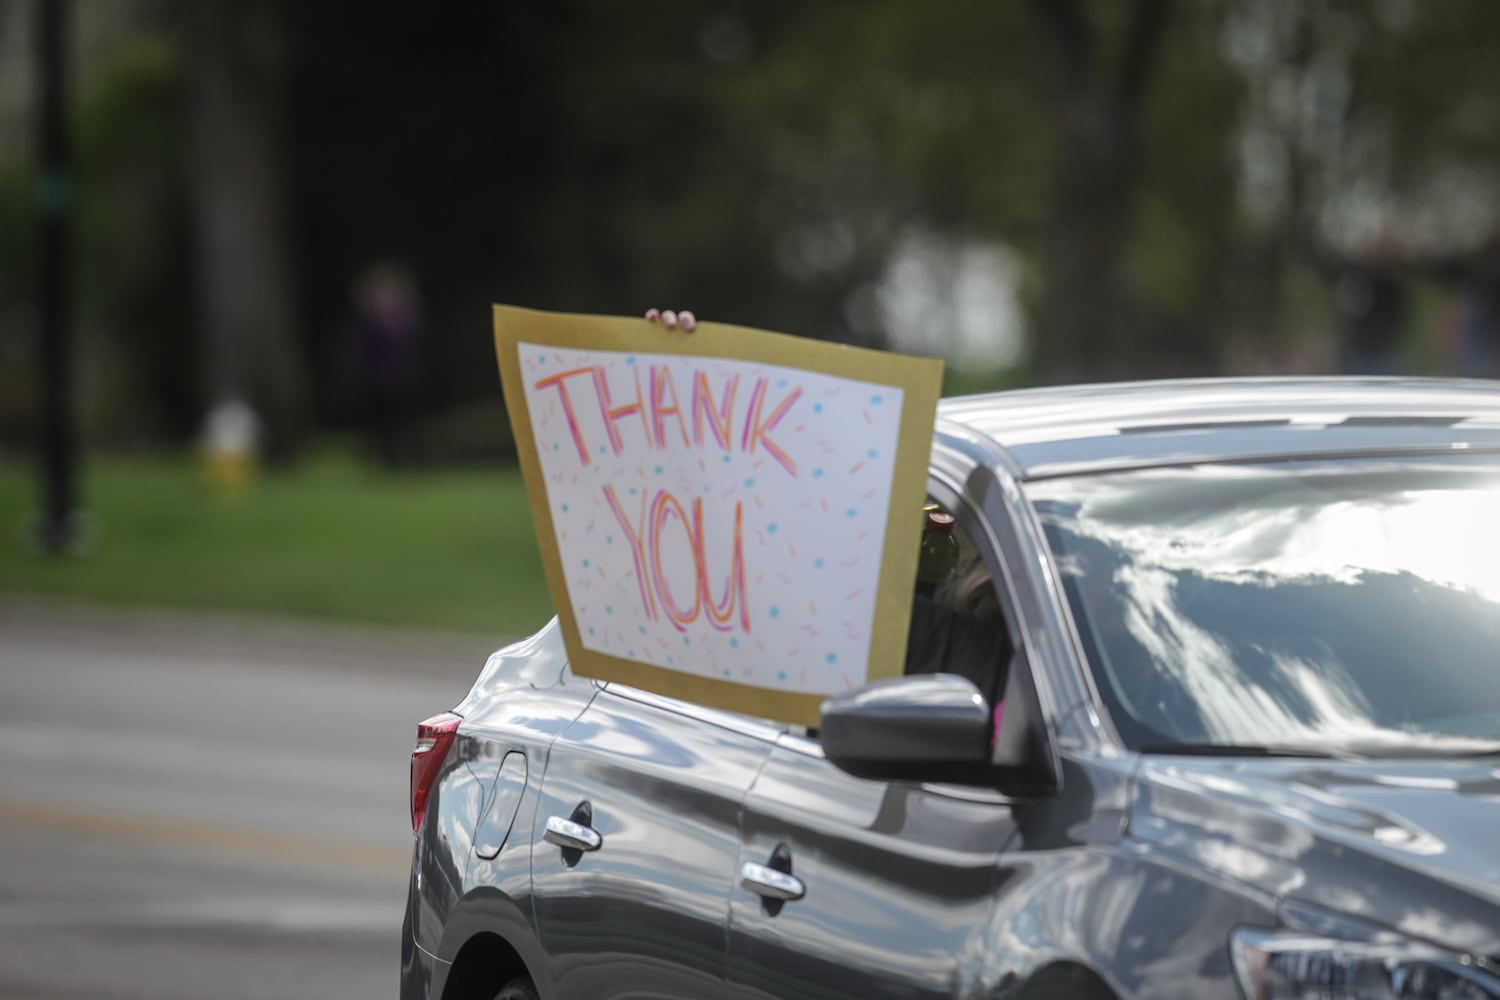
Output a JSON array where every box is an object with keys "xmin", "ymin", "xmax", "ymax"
[
  {"xmin": 1130, "ymin": 757, "xmax": 1500, "ymax": 960},
  {"xmin": 405, "ymin": 619, "xmax": 597, "ymax": 999},
  {"xmin": 938, "ymin": 377, "xmax": 1500, "ymax": 455},
  {"xmin": 726, "ymin": 733, "xmax": 1016, "ymax": 999},
  {"xmin": 529, "ymin": 684, "xmax": 778, "ymax": 999}
]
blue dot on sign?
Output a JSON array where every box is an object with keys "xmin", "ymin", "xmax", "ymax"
[
  {"xmin": 722, "ymin": 453, "xmax": 731, "ymax": 463},
  {"xmin": 814, "ymin": 558, "xmax": 824, "ymax": 569},
  {"xmin": 628, "ymin": 649, "xmax": 636, "ymax": 657},
  {"xmin": 777, "ymin": 378, "xmax": 788, "ymax": 389},
  {"xmin": 638, "ymin": 625, "xmax": 647, "ymax": 634},
  {"xmin": 552, "ymin": 442, "xmax": 560, "ymax": 452},
  {"xmin": 561, "ymin": 503, "xmax": 569, "ymax": 513},
  {"xmin": 730, "ymin": 637, "xmax": 739, "ymax": 648},
  {"xmin": 723, "ymin": 668, "xmax": 732, "ymax": 677},
  {"xmin": 872, "ymin": 394, "xmax": 883, "ymax": 405},
  {"xmin": 582, "ymin": 559, "xmax": 590, "ymax": 568},
  {"xmin": 813, "ymin": 468, "xmax": 824, "ymax": 479},
  {"xmin": 538, "ymin": 357, "xmax": 546, "ymax": 365},
  {"xmin": 744, "ymin": 477, "xmax": 755, "ymax": 488},
  {"xmin": 667, "ymin": 656, "xmax": 674, "ymax": 665},
  {"xmin": 599, "ymin": 445, "xmax": 607, "ymax": 454},
  {"xmin": 607, "ymin": 535, "xmax": 614, "ymax": 544},
  {"xmin": 770, "ymin": 606, "xmax": 780, "ymax": 619},
  {"xmin": 629, "ymin": 487, "xmax": 638, "ymax": 495},
  {"xmin": 655, "ymin": 465, "xmax": 663, "ymax": 475},
  {"xmin": 868, "ymin": 448, "xmax": 878, "ymax": 459},
  {"xmin": 814, "ymin": 403, "xmax": 824, "ymax": 414},
  {"xmin": 626, "ymin": 356, "xmax": 636, "ymax": 365},
  {"xmin": 606, "ymin": 606, "xmax": 613, "ymax": 615},
  {"xmin": 683, "ymin": 635, "xmax": 691, "ymax": 646},
  {"xmin": 768, "ymin": 522, "xmax": 778, "ymax": 534},
  {"xmin": 778, "ymin": 670, "xmax": 787, "ymax": 682},
  {"xmin": 826, "ymin": 653, "xmax": 838, "ymax": 664},
  {"xmin": 846, "ymin": 508, "xmax": 858, "ymax": 518},
  {"xmin": 588, "ymin": 627, "xmax": 595, "ymax": 636}
]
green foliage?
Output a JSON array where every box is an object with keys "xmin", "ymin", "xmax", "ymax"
[
  {"xmin": 0, "ymin": 450, "xmax": 553, "ymax": 637},
  {"xmin": 1131, "ymin": 2, "xmax": 1244, "ymax": 360},
  {"xmin": 74, "ymin": 27, "xmax": 194, "ymax": 442},
  {"xmin": 10, "ymin": 0, "xmax": 1500, "ymax": 462}
]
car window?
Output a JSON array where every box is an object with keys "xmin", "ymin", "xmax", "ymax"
[
  {"xmin": 901, "ymin": 502, "xmax": 1013, "ymax": 709},
  {"xmin": 1031, "ymin": 454, "xmax": 1500, "ymax": 755}
]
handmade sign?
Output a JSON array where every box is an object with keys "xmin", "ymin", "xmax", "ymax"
[{"xmin": 494, "ymin": 305, "xmax": 943, "ymax": 726}]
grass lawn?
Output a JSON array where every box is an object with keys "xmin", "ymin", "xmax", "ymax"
[{"xmin": 0, "ymin": 448, "xmax": 554, "ymax": 638}]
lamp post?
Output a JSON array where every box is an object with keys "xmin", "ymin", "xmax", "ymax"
[{"xmin": 33, "ymin": 0, "xmax": 84, "ymax": 555}]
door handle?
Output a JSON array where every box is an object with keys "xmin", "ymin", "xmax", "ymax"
[
  {"xmin": 739, "ymin": 861, "xmax": 805, "ymax": 901},
  {"xmin": 543, "ymin": 815, "xmax": 602, "ymax": 852}
]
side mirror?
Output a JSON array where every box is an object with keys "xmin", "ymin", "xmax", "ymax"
[
  {"xmin": 820, "ymin": 674, "xmax": 997, "ymax": 785},
  {"xmin": 820, "ymin": 654, "xmax": 1060, "ymax": 797}
]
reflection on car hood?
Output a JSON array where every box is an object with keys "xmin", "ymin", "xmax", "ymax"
[{"xmin": 1130, "ymin": 756, "xmax": 1500, "ymax": 957}]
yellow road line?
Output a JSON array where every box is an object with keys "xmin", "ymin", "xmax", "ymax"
[{"xmin": 0, "ymin": 798, "xmax": 413, "ymax": 874}]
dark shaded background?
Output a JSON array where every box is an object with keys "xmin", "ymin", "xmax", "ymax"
[{"xmin": 5, "ymin": 0, "xmax": 1500, "ymax": 462}]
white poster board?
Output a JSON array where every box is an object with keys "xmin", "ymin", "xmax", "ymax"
[{"xmin": 495, "ymin": 306, "xmax": 942, "ymax": 725}]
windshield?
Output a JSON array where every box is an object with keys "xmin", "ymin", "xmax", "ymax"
[{"xmin": 1030, "ymin": 454, "xmax": 1500, "ymax": 756}]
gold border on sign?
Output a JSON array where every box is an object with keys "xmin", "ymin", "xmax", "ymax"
[{"xmin": 493, "ymin": 304, "xmax": 943, "ymax": 727}]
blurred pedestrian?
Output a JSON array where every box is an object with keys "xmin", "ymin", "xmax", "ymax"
[
  {"xmin": 1332, "ymin": 229, "xmax": 1409, "ymax": 376},
  {"xmin": 352, "ymin": 261, "xmax": 423, "ymax": 465},
  {"xmin": 1444, "ymin": 229, "xmax": 1500, "ymax": 378}
]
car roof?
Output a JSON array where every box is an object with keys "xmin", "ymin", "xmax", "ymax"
[{"xmin": 935, "ymin": 376, "xmax": 1500, "ymax": 479}]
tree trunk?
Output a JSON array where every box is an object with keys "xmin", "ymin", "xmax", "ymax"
[
  {"xmin": 184, "ymin": 0, "xmax": 306, "ymax": 458},
  {"xmin": 1028, "ymin": 0, "xmax": 1172, "ymax": 382}
]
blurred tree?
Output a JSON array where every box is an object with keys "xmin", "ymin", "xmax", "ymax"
[
  {"xmin": 1027, "ymin": 0, "xmax": 1173, "ymax": 381},
  {"xmin": 15, "ymin": 0, "xmax": 1500, "ymax": 463},
  {"xmin": 713, "ymin": 1, "xmax": 1048, "ymax": 356},
  {"xmin": 74, "ymin": 24, "xmax": 193, "ymax": 441},
  {"xmin": 184, "ymin": 0, "xmax": 307, "ymax": 459}
]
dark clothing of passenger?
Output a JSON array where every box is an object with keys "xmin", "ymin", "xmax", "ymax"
[{"xmin": 904, "ymin": 593, "xmax": 1009, "ymax": 706}]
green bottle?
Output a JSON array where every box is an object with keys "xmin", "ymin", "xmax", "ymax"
[{"xmin": 917, "ymin": 509, "xmax": 960, "ymax": 595}]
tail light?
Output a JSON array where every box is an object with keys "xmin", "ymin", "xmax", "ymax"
[{"xmin": 410, "ymin": 712, "xmax": 462, "ymax": 834}]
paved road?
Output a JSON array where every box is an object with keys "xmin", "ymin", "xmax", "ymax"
[{"xmin": 0, "ymin": 600, "xmax": 502, "ymax": 1000}]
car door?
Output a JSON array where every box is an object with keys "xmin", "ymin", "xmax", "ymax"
[
  {"xmin": 530, "ymin": 682, "xmax": 777, "ymax": 1000},
  {"xmin": 725, "ymin": 477, "xmax": 1027, "ymax": 998},
  {"xmin": 726, "ymin": 732, "xmax": 1018, "ymax": 999}
]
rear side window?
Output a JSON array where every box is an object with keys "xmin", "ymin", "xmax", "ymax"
[{"xmin": 903, "ymin": 504, "xmax": 1012, "ymax": 708}]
